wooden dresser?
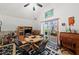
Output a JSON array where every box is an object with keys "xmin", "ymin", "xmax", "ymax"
[{"xmin": 60, "ymin": 32, "xmax": 79, "ymax": 55}]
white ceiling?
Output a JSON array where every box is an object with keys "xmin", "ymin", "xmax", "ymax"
[
  {"xmin": 0, "ymin": 3, "xmax": 78, "ymax": 20},
  {"xmin": 0, "ymin": 3, "xmax": 49, "ymax": 20}
]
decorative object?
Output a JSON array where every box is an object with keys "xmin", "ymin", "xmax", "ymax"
[
  {"xmin": 66, "ymin": 27, "xmax": 70, "ymax": 32},
  {"xmin": 45, "ymin": 9, "xmax": 53, "ymax": 18},
  {"xmin": 68, "ymin": 16, "xmax": 76, "ymax": 33},
  {"xmin": 62, "ymin": 23, "xmax": 67, "ymax": 32},
  {"xmin": 68, "ymin": 17, "xmax": 75, "ymax": 25},
  {"xmin": 62, "ymin": 23, "xmax": 66, "ymax": 26}
]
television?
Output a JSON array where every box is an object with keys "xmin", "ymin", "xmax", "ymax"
[{"xmin": 24, "ymin": 29, "xmax": 32, "ymax": 35}]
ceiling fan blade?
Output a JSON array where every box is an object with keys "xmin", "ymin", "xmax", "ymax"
[
  {"xmin": 37, "ymin": 3, "xmax": 43, "ymax": 7},
  {"xmin": 24, "ymin": 3, "xmax": 30, "ymax": 7}
]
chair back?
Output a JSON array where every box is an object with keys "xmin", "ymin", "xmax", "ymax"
[
  {"xmin": 38, "ymin": 39, "xmax": 48, "ymax": 52},
  {"xmin": 15, "ymin": 37, "xmax": 23, "ymax": 46}
]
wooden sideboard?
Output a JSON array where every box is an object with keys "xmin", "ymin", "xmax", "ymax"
[{"xmin": 60, "ymin": 32, "xmax": 79, "ymax": 55}]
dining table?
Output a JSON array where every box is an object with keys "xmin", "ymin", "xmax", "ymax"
[
  {"xmin": 20, "ymin": 35, "xmax": 43, "ymax": 52},
  {"xmin": 21, "ymin": 35, "xmax": 43, "ymax": 44}
]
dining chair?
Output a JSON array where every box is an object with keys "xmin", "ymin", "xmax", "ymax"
[
  {"xmin": 14, "ymin": 37, "xmax": 30, "ymax": 55},
  {"xmin": 29, "ymin": 39, "xmax": 48, "ymax": 55}
]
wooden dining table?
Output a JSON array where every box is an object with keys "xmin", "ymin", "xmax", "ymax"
[
  {"xmin": 21, "ymin": 35, "xmax": 43, "ymax": 44},
  {"xmin": 20, "ymin": 35, "xmax": 43, "ymax": 52}
]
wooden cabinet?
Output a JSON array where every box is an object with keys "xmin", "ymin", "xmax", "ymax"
[
  {"xmin": 17, "ymin": 26, "xmax": 32, "ymax": 41},
  {"xmin": 60, "ymin": 32, "xmax": 79, "ymax": 54}
]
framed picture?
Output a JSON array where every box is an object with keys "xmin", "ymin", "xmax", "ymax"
[{"xmin": 45, "ymin": 9, "xmax": 54, "ymax": 18}]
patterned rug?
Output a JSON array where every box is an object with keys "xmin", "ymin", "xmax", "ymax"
[
  {"xmin": 40, "ymin": 47, "xmax": 59, "ymax": 55},
  {"xmin": 16, "ymin": 39, "xmax": 60, "ymax": 55}
]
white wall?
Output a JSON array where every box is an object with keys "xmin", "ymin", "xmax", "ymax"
[
  {"xmin": 1, "ymin": 3, "xmax": 79, "ymax": 32},
  {"xmin": 0, "ymin": 15, "xmax": 39, "ymax": 31},
  {"xmin": 38, "ymin": 3, "xmax": 79, "ymax": 32}
]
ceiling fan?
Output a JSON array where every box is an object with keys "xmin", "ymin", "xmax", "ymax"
[{"xmin": 24, "ymin": 3, "xmax": 43, "ymax": 11}]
